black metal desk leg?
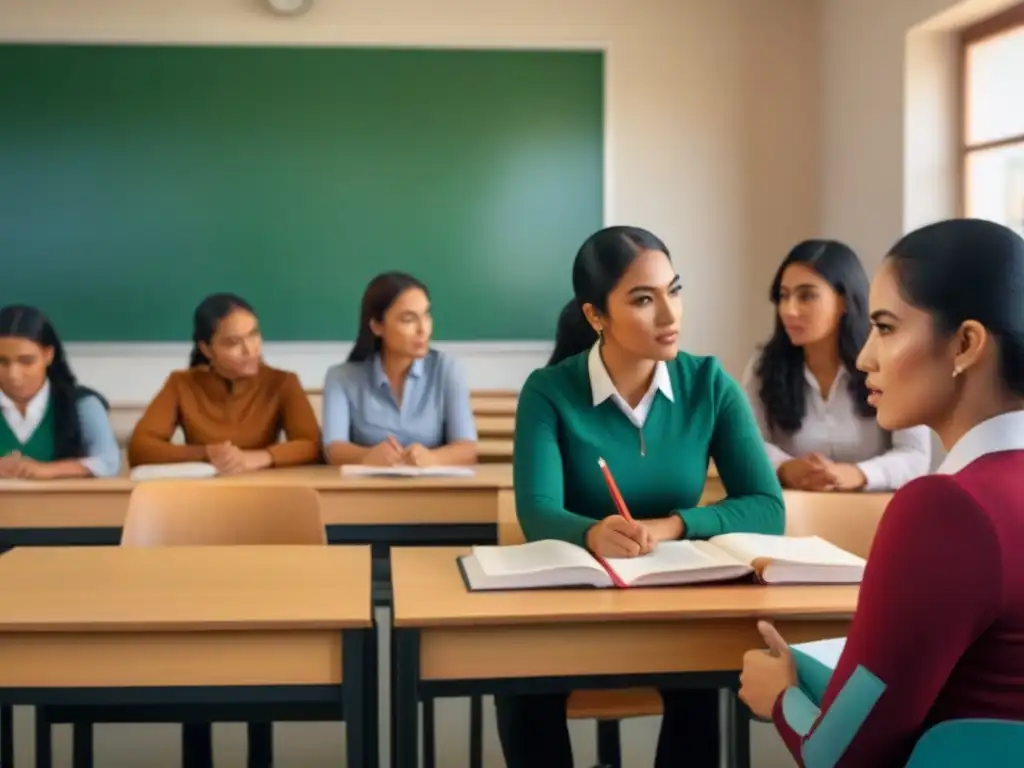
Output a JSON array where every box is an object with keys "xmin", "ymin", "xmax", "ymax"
[
  {"xmin": 72, "ymin": 721, "xmax": 94, "ymax": 768},
  {"xmin": 181, "ymin": 723, "xmax": 213, "ymax": 768},
  {"xmin": 391, "ymin": 628, "xmax": 420, "ymax": 768},
  {"xmin": 246, "ymin": 722, "xmax": 273, "ymax": 768},
  {"xmin": 469, "ymin": 694, "xmax": 483, "ymax": 768},
  {"xmin": 343, "ymin": 629, "xmax": 367, "ymax": 768},
  {"xmin": 363, "ymin": 620, "xmax": 380, "ymax": 768},
  {"xmin": 0, "ymin": 704, "xmax": 13, "ymax": 768},
  {"xmin": 422, "ymin": 699, "xmax": 435, "ymax": 768},
  {"xmin": 728, "ymin": 693, "xmax": 752, "ymax": 768},
  {"xmin": 34, "ymin": 707, "xmax": 51, "ymax": 768}
]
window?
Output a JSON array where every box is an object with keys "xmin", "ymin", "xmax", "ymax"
[{"xmin": 961, "ymin": 3, "xmax": 1024, "ymax": 236}]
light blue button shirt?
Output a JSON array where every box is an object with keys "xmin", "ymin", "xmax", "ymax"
[{"xmin": 321, "ymin": 349, "xmax": 478, "ymax": 449}]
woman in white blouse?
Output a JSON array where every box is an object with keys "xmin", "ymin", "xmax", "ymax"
[{"xmin": 742, "ymin": 239, "xmax": 930, "ymax": 491}]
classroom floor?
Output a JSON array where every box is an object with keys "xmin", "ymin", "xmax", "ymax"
[{"xmin": 7, "ymin": 608, "xmax": 798, "ymax": 767}]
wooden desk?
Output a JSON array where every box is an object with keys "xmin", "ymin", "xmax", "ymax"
[
  {"xmin": 390, "ymin": 547, "xmax": 856, "ymax": 768},
  {"xmin": 0, "ymin": 464, "xmax": 514, "ymax": 550},
  {"xmin": 0, "ymin": 546, "xmax": 375, "ymax": 767}
]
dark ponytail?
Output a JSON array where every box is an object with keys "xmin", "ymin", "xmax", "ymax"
[
  {"xmin": 0, "ymin": 305, "xmax": 108, "ymax": 460},
  {"xmin": 547, "ymin": 226, "xmax": 671, "ymax": 365},
  {"xmin": 348, "ymin": 272, "xmax": 429, "ymax": 362},
  {"xmin": 189, "ymin": 293, "xmax": 255, "ymax": 368},
  {"xmin": 547, "ymin": 299, "xmax": 598, "ymax": 366},
  {"xmin": 887, "ymin": 218, "xmax": 1024, "ymax": 397}
]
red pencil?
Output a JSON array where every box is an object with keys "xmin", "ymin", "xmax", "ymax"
[{"xmin": 597, "ymin": 457, "xmax": 635, "ymax": 523}]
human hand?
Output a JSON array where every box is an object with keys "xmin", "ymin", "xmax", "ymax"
[
  {"xmin": 585, "ymin": 515, "xmax": 650, "ymax": 558},
  {"xmin": 739, "ymin": 621, "xmax": 798, "ymax": 719},
  {"xmin": 241, "ymin": 450, "xmax": 273, "ymax": 472},
  {"xmin": 0, "ymin": 456, "xmax": 53, "ymax": 480},
  {"xmin": 777, "ymin": 457, "xmax": 828, "ymax": 490},
  {"xmin": 0, "ymin": 452, "xmax": 23, "ymax": 478},
  {"xmin": 638, "ymin": 516, "xmax": 684, "ymax": 546},
  {"xmin": 363, "ymin": 437, "xmax": 404, "ymax": 467},
  {"xmin": 206, "ymin": 442, "xmax": 246, "ymax": 475},
  {"xmin": 799, "ymin": 454, "xmax": 866, "ymax": 492},
  {"xmin": 402, "ymin": 443, "xmax": 435, "ymax": 467}
]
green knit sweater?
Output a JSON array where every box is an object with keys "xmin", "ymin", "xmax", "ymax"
[
  {"xmin": 0, "ymin": 402, "xmax": 56, "ymax": 461},
  {"xmin": 513, "ymin": 351, "xmax": 784, "ymax": 546}
]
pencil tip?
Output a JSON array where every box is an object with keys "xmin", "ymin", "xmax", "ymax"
[{"xmin": 597, "ymin": 457, "xmax": 606, "ymax": 467}]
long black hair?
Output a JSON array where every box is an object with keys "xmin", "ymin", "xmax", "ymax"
[
  {"xmin": 755, "ymin": 239, "xmax": 873, "ymax": 433},
  {"xmin": 348, "ymin": 272, "xmax": 429, "ymax": 363},
  {"xmin": 189, "ymin": 293, "xmax": 255, "ymax": 368},
  {"xmin": 547, "ymin": 226, "xmax": 671, "ymax": 366},
  {"xmin": 0, "ymin": 305, "xmax": 108, "ymax": 459},
  {"xmin": 887, "ymin": 218, "xmax": 1024, "ymax": 397}
]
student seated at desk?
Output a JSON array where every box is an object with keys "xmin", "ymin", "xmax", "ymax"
[
  {"xmin": 322, "ymin": 271, "xmax": 477, "ymax": 467},
  {"xmin": 128, "ymin": 293, "xmax": 321, "ymax": 473},
  {"xmin": 500, "ymin": 226, "xmax": 784, "ymax": 768},
  {"xmin": 742, "ymin": 239, "xmax": 930, "ymax": 491},
  {"xmin": 739, "ymin": 219, "xmax": 1024, "ymax": 767},
  {"xmin": 0, "ymin": 305, "xmax": 120, "ymax": 479}
]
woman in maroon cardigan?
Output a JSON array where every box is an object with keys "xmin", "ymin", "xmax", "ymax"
[{"xmin": 738, "ymin": 218, "xmax": 1024, "ymax": 767}]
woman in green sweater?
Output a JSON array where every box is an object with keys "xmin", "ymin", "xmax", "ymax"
[{"xmin": 499, "ymin": 226, "xmax": 784, "ymax": 768}]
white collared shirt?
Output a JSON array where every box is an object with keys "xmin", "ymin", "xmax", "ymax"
[
  {"xmin": 0, "ymin": 380, "xmax": 120, "ymax": 477},
  {"xmin": 588, "ymin": 343, "xmax": 674, "ymax": 428},
  {"xmin": 741, "ymin": 355, "xmax": 931, "ymax": 491},
  {"xmin": 0, "ymin": 379, "xmax": 51, "ymax": 443},
  {"xmin": 936, "ymin": 410, "xmax": 1024, "ymax": 475}
]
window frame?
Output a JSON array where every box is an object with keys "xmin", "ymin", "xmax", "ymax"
[{"xmin": 959, "ymin": 2, "xmax": 1024, "ymax": 217}]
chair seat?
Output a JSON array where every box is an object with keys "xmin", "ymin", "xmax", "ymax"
[{"xmin": 567, "ymin": 688, "xmax": 663, "ymax": 720}]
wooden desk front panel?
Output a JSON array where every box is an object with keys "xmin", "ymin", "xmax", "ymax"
[
  {"xmin": 418, "ymin": 618, "xmax": 849, "ymax": 681},
  {"xmin": 0, "ymin": 630, "xmax": 342, "ymax": 688}
]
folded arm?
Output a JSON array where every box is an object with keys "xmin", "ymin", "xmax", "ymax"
[
  {"xmin": 855, "ymin": 425, "xmax": 932, "ymax": 491},
  {"xmin": 265, "ymin": 373, "xmax": 322, "ymax": 467},
  {"xmin": 681, "ymin": 361, "xmax": 785, "ymax": 538},
  {"xmin": 513, "ymin": 377, "xmax": 596, "ymax": 546},
  {"xmin": 127, "ymin": 375, "xmax": 207, "ymax": 466}
]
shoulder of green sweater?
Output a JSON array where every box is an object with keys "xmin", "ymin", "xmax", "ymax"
[
  {"xmin": 520, "ymin": 352, "xmax": 589, "ymax": 402},
  {"xmin": 668, "ymin": 351, "xmax": 737, "ymax": 396}
]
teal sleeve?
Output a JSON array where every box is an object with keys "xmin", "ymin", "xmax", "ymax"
[
  {"xmin": 679, "ymin": 360, "xmax": 784, "ymax": 538},
  {"xmin": 513, "ymin": 374, "xmax": 597, "ymax": 547}
]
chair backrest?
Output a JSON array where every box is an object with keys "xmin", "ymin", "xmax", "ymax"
[
  {"xmin": 783, "ymin": 490, "xmax": 893, "ymax": 559},
  {"xmin": 906, "ymin": 719, "xmax": 1024, "ymax": 767},
  {"xmin": 121, "ymin": 482, "xmax": 327, "ymax": 546}
]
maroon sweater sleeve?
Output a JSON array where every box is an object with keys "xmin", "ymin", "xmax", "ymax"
[{"xmin": 771, "ymin": 476, "xmax": 1002, "ymax": 767}]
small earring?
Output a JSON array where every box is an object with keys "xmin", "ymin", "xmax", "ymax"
[{"xmin": 952, "ymin": 365, "xmax": 964, "ymax": 378}]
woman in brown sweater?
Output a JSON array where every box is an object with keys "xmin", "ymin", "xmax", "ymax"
[{"xmin": 128, "ymin": 293, "xmax": 322, "ymax": 472}]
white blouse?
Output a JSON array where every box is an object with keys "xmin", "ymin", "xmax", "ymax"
[{"xmin": 741, "ymin": 356, "xmax": 931, "ymax": 491}]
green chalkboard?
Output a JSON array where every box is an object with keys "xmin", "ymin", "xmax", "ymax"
[{"xmin": 0, "ymin": 44, "xmax": 603, "ymax": 341}]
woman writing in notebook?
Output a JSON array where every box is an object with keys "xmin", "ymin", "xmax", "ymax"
[
  {"xmin": 0, "ymin": 305, "xmax": 120, "ymax": 479},
  {"xmin": 742, "ymin": 239, "xmax": 930, "ymax": 491},
  {"xmin": 739, "ymin": 219, "xmax": 1024, "ymax": 766},
  {"xmin": 127, "ymin": 293, "xmax": 321, "ymax": 472},
  {"xmin": 500, "ymin": 226, "xmax": 785, "ymax": 768},
  {"xmin": 322, "ymin": 271, "xmax": 478, "ymax": 467}
]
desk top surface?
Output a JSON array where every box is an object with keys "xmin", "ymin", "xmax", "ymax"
[
  {"xmin": 0, "ymin": 545, "xmax": 372, "ymax": 632},
  {"xmin": 391, "ymin": 547, "xmax": 858, "ymax": 628},
  {"xmin": 0, "ymin": 463, "xmax": 514, "ymax": 494}
]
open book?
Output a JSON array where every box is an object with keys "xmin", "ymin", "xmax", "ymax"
[
  {"xmin": 129, "ymin": 463, "xmax": 218, "ymax": 482},
  {"xmin": 459, "ymin": 533, "xmax": 865, "ymax": 591},
  {"xmin": 340, "ymin": 465, "xmax": 476, "ymax": 478}
]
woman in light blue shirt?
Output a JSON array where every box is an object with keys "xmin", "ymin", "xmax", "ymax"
[
  {"xmin": 0, "ymin": 305, "xmax": 120, "ymax": 479},
  {"xmin": 323, "ymin": 272, "xmax": 478, "ymax": 467}
]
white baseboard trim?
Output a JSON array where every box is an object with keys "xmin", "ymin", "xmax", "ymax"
[{"xmin": 64, "ymin": 340, "xmax": 552, "ymax": 403}]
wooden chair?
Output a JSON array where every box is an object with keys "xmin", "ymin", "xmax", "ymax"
[
  {"xmin": 47, "ymin": 482, "xmax": 327, "ymax": 768},
  {"xmin": 782, "ymin": 489, "xmax": 893, "ymax": 559}
]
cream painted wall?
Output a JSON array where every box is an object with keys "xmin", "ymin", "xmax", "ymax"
[
  {"xmin": 820, "ymin": 0, "xmax": 1019, "ymax": 271},
  {"xmin": 0, "ymin": 0, "xmax": 821, "ymax": 401}
]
